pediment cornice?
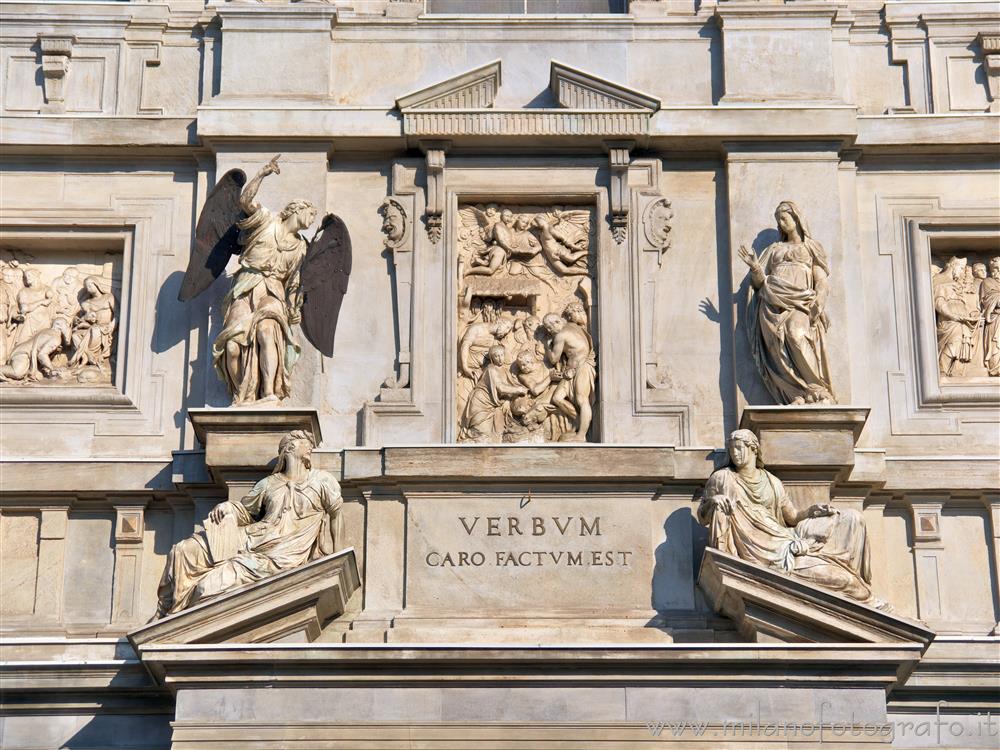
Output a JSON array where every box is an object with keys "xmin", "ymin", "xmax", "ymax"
[{"xmin": 396, "ymin": 59, "xmax": 659, "ymax": 139}]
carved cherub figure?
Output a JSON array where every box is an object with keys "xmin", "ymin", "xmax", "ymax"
[{"xmin": 533, "ymin": 211, "xmax": 591, "ymax": 276}]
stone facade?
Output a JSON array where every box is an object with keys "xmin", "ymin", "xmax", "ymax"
[{"xmin": 0, "ymin": 1, "xmax": 998, "ymax": 748}]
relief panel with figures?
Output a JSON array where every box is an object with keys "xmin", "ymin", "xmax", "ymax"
[
  {"xmin": 0, "ymin": 249, "xmax": 120, "ymax": 386},
  {"xmin": 455, "ymin": 203, "xmax": 598, "ymax": 443}
]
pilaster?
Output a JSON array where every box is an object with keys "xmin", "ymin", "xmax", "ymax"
[
  {"xmin": 111, "ymin": 498, "xmax": 149, "ymax": 627},
  {"xmin": 906, "ymin": 494, "xmax": 946, "ymax": 628}
]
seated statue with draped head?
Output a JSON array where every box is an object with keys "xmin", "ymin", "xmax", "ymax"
[
  {"xmin": 698, "ymin": 429, "xmax": 888, "ymax": 610},
  {"xmin": 154, "ymin": 430, "xmax": 343, "ymax": 618}
]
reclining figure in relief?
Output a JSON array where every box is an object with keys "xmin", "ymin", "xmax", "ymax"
[
  {"xmin": 154, "ymin": 430, "xmax": 343, "ymax": 617},
  {"xmin": 178, "ymin": 156, "xmax": 352, "ymax": 405},
  {"xmin": 698, "ymin": 429, "xmax": 889, "ymax": 610}
]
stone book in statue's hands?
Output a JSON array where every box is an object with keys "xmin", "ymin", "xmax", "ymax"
[{"xmin": 204, "ymin": 513, "xmax": 240, "ymax": 565}]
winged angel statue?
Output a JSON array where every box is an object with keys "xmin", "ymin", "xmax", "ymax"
[{"xmin": 179, "ymin": 156, "xmax": 352, "ymax": 405}]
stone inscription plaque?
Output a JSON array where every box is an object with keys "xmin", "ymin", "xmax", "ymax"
[{"xmin": 405, "ymin": 493, "xmax": 652, "ymax": 612}]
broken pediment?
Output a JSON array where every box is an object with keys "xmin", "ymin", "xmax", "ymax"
[
  {"xmin": 397, "ymin": 60, "xmax": 659, "ymax": 138},
  {"xmin": 699, "ymin": 548, "xmax": 935, "ymax": 647},
  {"xmin": 396, "ymin": 59, "xmax": 501, "ymax": 111},
  {"xmin": 549, "ymin": 60, "xmax": 661, "ymax": 112},
  {"xmin": 128, "ymin": 548, "xmax": 360, "ymax": 650}
]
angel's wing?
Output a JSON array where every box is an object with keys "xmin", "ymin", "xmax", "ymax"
[
  {"xmin": 543, "ymin": 208, "xmax": 592, "ymax": 250},
  {"xmin": 300, "ymin": 213, "xmax": 352, "ymax": 358},
  {"xmin": 554, "ymin": 209, "xmax": 592, "ymax": 234},
  {"xmin": 457, "ymin": 206, "xmax": 488, "ymax": 261},
  {"xmin": 178, "ymin": 169, "xmax": 247, "ymax": 302}
]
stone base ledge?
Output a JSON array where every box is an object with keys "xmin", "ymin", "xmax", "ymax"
[{"xmin": 698, "ymin": 548, "xmax": 934, "ymax": 649}]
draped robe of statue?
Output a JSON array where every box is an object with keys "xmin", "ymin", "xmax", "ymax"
[
  {"xmin": 980, "ymin": 275, "xmax": 1000, "ymax": 376},
  {"xmin": 747, "ymin": 239, "xmax": 834, "ymax": 404},
  {"xmin": 212, "ymin": 206, "xmax": 305, "ymax": 404},
  {"xmin": 698, "ymin": 465, "xmax": 875, "ymax": 604},
  {"xmin": 459, "ymin": 361, "xmax": 523, "ymax": 442},
  {"xmin": 156, "ymin": 468, "xmax": 343, "ymax": 615},
  {"xmin": 935, "ymin": 277, "xmax": 974, "ymax": 373}
]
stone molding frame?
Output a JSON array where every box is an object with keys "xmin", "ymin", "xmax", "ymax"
[
  {"xmin": 875, "ymin": 194, "xmax": 1000, "ymax": 435},
  {"xmin": 0, "ymin": 204, "xmax": 173, "ymax": 439}
]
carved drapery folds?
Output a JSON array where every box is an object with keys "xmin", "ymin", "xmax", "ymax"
[
  {"xmin": 933, "ymin": 254, "xmax": 1000, "ymax": 379},
  {"xmin": 456, "ymin": 203, "xmax": 597, "ymax": 444},
  {"xmin": 698, "ymin": 429, "xmax": 890, "ymax": 610},
  {"xmin": 179, "ymin": 157, "xmax": 353, "ymax": 406},
  {"xmin": 0, "ymin": 255, "xmax": 119, "ymax": 385}
]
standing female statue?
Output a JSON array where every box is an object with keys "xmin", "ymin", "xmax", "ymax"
[{"xmin": 737, "ymin": 201, "xmax": 836, "ymax": 405}]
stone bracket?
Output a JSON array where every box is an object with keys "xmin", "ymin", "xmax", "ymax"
[
  {"xmin": 187, "ymin": 408, "xmax": 322, "ymax": 482},
  {"xmin": 605, "ymin": 140, "xmax": 633, "ymax": 244},
  {"xmin": 980, "ymin": 32, "xmax": 1000, "ymax": 112},
  {"xmin": 420, "ymin": 141, "xmax": 449, "ymax": 244},
  {"xmin": 38, "ymin": 34, "xmax": 74, "ymax": 114}
]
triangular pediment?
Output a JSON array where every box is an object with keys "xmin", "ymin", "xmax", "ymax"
[
  {"xmin": 549, "ymin": 60, "xmax": 660, "ymax": 112},
  {"xmin": 699, "ymin": 548, "xmax": 934, "ymax": 647},
  {"xmin": 128, "ymin": 548, "xmax": 360, "ymax": 650},
  {"xmin": 396, "ymin": 59, "xmax": 501, "ymax": 111}
]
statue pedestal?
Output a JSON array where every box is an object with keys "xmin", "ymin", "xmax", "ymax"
[
  {"xmin": 189, "ymin": 407, "xmax": 322, "ymax": 473},
  {"xmin": 739, "ymin": 406, "xmax": 870, "ymax": 507},
  {"xmin": 188, "ymin": 408, "xmax": 324, "ymax": 501}
]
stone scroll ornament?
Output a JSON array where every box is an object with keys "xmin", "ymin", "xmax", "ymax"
[
  {"xmin": 0, "ymin": 260, "xmax": 118, "ymax": 385},
  {"xmin": 738, "ymin": 201, "xmax": 836, "ymax": 405},
  {"xmin": 154, "ymin": 430, "xmax": 343, "ymax": 617},
  {"xmin": 698, "ymin": 429, "xmax": 890, "ymax": 611},
  {"xmin": 179, "ymin": 156, "xmax": 352, "ymax": 405}
]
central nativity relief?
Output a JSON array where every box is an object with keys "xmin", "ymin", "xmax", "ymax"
[{"xmin": 455, "ymin": 203, "xmax": 598, "ymax": 444}]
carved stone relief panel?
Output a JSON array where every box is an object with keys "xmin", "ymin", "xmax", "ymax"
[
  {"xmin": 456, "ymin": 203, "xmax": 597, "ymax": 443},
  {"xmin": 932, "ymin": 252, "xmax": 1000, "ymax": 380},
  {"xmin": 0, "ymin": 248, "xmax": 121, "ymax": 385}
]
